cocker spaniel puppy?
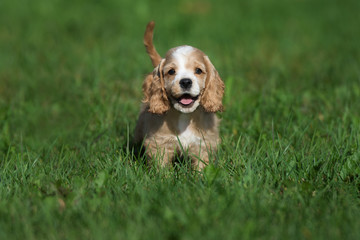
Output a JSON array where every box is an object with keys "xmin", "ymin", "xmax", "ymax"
[{"xmin": 134, "ymin": 21, "xmax": 225, "ymax": 170}]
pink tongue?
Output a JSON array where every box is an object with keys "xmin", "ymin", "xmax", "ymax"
[{"xmin": 180, "ymin": 97, "xmax": 193, "ymax": 105}]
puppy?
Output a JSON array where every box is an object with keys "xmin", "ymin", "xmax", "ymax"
[{"xmin": 134, "ymin": 21, "xmax": 224, "ymax": 170}]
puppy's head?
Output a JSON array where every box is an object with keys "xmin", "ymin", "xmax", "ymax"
[{"xmin": 143, "ymin": 45, "xmax": 224, "ymax": 114}]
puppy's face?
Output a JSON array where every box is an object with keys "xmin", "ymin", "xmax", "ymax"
[
  {"xmin": 143, "ymin": 45, "xmax": 224, "ymax": 114},
  {"xmin": 162, "ymin": 46, "xmax": 207, "ymax": 113}
]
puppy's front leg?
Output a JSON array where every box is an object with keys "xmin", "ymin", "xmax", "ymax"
[
  {"xmin": 188, "ymin": 144, "xmax": 210, "ymax": 171},
  {"xmin": 144, "ymin": 140, "xmax": 176, "ymax": 168}
]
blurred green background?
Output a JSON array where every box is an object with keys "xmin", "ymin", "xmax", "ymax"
[
  {"xmin": 1, "ymin": 0, "xmax": 359, "ymax": 151},
  {"xmin": 1, "ymin": 0, "xmax": 360, "ymax": 239}
]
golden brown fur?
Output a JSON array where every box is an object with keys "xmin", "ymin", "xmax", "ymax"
[
  {"xmin": 143, "ymin": 21, "xmax": 162, "ymax": 67},
  {"xmin": 134, "ymin": 21, "xmax": 225, "ymax": 170}
]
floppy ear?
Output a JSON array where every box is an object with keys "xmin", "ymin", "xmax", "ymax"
[
  {"xmin": 142, "ymin": 59, "xmax": 170, "ymax": 114},
  {"xmin": 200, "ymin": 56, "xmax": 225, "ymax": 112}
]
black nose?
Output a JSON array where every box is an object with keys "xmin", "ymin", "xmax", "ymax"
[{"xmin": 179, "ymin": 78, "xmax": 192, "ymax": 89}]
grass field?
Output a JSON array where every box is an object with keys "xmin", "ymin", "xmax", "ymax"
[{"xmin": 1, "ymin": 0, "xmax": 360, "ymax": 239}]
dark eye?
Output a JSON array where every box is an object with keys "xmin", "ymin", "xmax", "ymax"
[
  {"xmin": 195, "ymin": 68, "xmax": 203, "ymax": 74},
  {"xmin": 168, "ymin": 69, "xmax": 175, "ymax": 75}
]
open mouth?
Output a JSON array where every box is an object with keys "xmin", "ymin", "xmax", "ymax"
[{"xmin": 177, "ymin": 94, "xmax": 199, "ymax": 107}]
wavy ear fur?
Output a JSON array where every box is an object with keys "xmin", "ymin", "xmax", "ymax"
[
  {"xmin": 142, "ymin": 59, "xmax": 170, "ymax": 114},
  {"xmin": 200, "ymin": 56, "xmax": 225, "ymax": 112}
]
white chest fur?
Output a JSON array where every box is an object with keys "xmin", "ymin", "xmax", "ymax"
[{"xmin": 176, "ymin": 114, "xmax": 201, "ymax": 148}]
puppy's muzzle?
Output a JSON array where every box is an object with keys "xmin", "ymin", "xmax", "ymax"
[{"xmin": 179, "ymin": 78, "xmax": 192, "ymax": 90}]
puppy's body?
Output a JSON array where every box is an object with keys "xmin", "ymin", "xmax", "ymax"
[
  {"xmin": 134, "ymin": 105, "xmax": 220, "ymax": 169},
  {"xmin": 135, "ymin": 22, "xmax": 224, "ymax": 170}
]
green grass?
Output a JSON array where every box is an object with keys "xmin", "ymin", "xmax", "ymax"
[{"xmin": 1, "ymin": 0, "xmax": 360, "ymax": 239}]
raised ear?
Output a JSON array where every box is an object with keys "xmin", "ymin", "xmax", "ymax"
[
  {"xmin": 142, "ymin": 59, "xmax": 170, "ymax": 114},
  {"xmin": 200, "ymin": 56, "xmax": 225, "ymax": 112}
]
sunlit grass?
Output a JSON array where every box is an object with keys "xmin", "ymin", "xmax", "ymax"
[{"xmin": 0, "ymin": 0, "xmax": 360, "ymax": 239}]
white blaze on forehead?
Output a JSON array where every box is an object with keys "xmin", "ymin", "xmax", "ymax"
[
  {"xmin": 171, "ymin": 46, "xmax": 195, "ymax": 69},
  {"xmin": 173, "ymin": 45, "xmax": 194, "ymax": 56},
  {"xmin": 171, "ymin": 46, "xmax": 200, "ymax": 96}
]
